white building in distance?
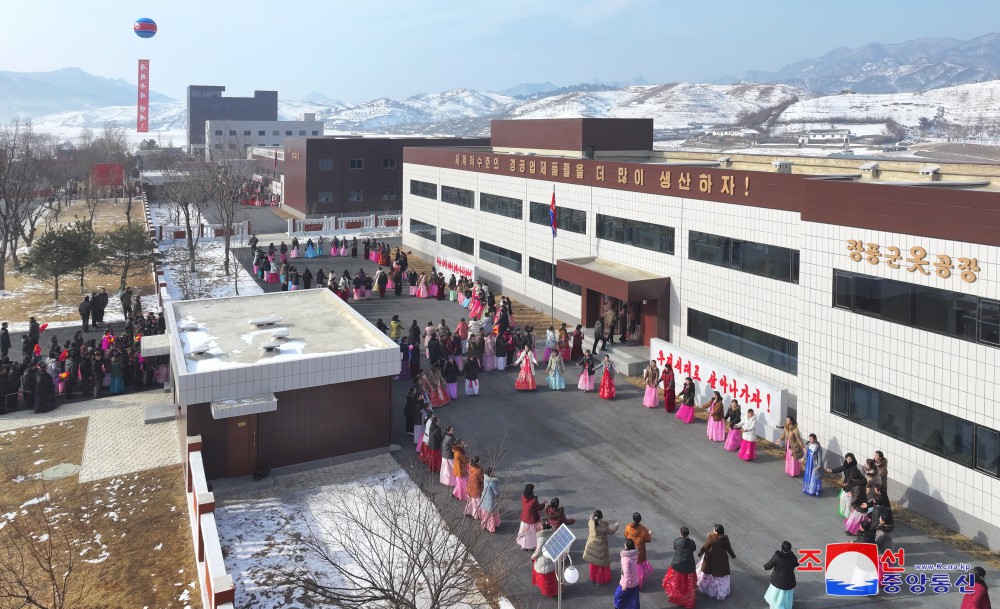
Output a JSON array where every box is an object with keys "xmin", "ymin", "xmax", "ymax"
[{"xmin": 205, "ymin": 114, "xmax": 325, "ymax": 160}]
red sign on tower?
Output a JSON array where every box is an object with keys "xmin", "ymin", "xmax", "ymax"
[{"xmin": 136, "ymin": 59, "xmax": 149, "ymax": 133}]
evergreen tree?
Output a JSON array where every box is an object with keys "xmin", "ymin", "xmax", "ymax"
[{"xmin": 95, "ymin": 222, "xmax": 161, "ymax": 294}]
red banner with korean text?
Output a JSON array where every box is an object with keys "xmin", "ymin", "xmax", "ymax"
[
  {"xmin": 434, "ymin": 253, "xmax": 475, "ymax": 280},
  {"xmin": 650, "ymin": 337, "xmax": 787, "ymax": 441},
  {"xmin": 90, "ymin": 163, "xmax": 124, "ymax": 187},
  {"xmin": 136, "ymin": 59, "xmax": 149, "ymax": 132}
]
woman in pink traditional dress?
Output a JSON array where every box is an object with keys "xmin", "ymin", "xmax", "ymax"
[
  {"xmin": 642, "ymin": 360, "xmax": 661, "ymax": 407},
  {"xmin": 578, "ymin": 350, "xmax": 596, "ymax": 392},
  {"xmin": 542, "ymin": 327, "xmax": 556, "ymax": 363},
  {"xmin": 339, "ymin": 238, "xmax": 347, "ymax": 256},
  {"xmin": 675, "ymin": 377, "xmax": 696, "ymax": 423},
  {"xmin": 513, "ymin": 346, "xmax": 537, "ymax": 391},
  {"xmin": 482, "ymin": 332, "xmax": 497, "ymax": 371},
  {"xmin": 479, "ymin": 467, "xmax": 501, "ymax": 533},
  {"xmin": 723, "ymin": 400, "xmax": 742, "ymax": 451},
  {"xmin": 557, "ymin": 326, "xmax": 571, "ymax": 362},
  {"xmin": 736, "ymin": 408, "xmax": 758, "ymax": 461},
  {"xmin": 775, "ymin": 416, "xmax": 805, "ymax": 477},
  {"xmin": 416, "ymin": 273, "xmax": 430, "ymax": 298},
  {"xmin": 331, "ymin": 236, "xmax": 340, "ymax": 256},
  {"xmin": 704, "ymin": 391, "xmax": 727, "ymax": 442}
]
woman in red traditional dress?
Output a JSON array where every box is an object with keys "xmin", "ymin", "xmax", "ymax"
[
  {"xmin": 661, "ymin": 364, "xmax": 676, "ymax": 413},
  {"xmin": 514, "ymin": 346, "xmax": 537, "ymax": 391},
  {"xmin": 596, "ymin": 354, "xmax": 617, "ymax": 400},
  {"xmin": 570, "ymin": 324, "xmax": 584, "ymax": 360}
]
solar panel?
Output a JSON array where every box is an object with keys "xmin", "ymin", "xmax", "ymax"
[{"xmin": 542, "ymin": 524, "xmax": 577, "ymax": 561}]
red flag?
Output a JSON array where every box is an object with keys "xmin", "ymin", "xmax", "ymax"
[{"xmin": 549, "ymin": 191, "xmax": 557, "ymax": 237}]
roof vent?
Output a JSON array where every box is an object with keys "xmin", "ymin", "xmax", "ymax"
[
  {"xmin": 188, "ymin": 345, "xmax": 210, "ymax": 356},
  {"xmin": 919, "ymin": 165, "xmax": 940, "ymax": 181},
  {"xmin": 249, "ymin": 315, "xmax": 281, "ymax": 328},
  {"xmin": 717, "ymin": 156, "xmax": 732, "ymax": 168},
  {"xmin": 261, "ymin": 341, "xmax": 282, "ymax": 353},
  {"xmin": 178, "ymin": 320, "xmax": 198, "ymax": 331},
  {"xmin": 772, "ymin": 160, "xmax": 792, "ymax": 173},
  {"xmin": 270, "ymin": 327, "xmax": 289, "ymax": 339}
]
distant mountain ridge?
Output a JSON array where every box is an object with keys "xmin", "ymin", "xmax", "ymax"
[
  {"xmin": 737, "ymin": 33, "xmax": 1000, "ymax": 93},
  {"xmin": 0, "ymin": 68, "xmax": 172, "ymax": 122}
]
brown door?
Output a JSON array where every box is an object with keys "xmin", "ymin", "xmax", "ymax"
[{"xmin": 225, "ymin": 415, "xmax": 258, "ymax": 477}]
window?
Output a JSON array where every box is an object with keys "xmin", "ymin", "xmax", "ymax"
[
  {"xmin": 318, "ymin": 158, "xmax": 333, "ymax": 171},
  {"xmin": 311, "ymin": 130, "xmax": 319, "ymax": 136},
  {"xmin": 529, "ymin": 202, "xmax": 587, "ymax": 234},
  {"xmin": 409, "ymin": 218, "xmax": 436, "ymax": 241},
  {"xmin": 687, "ymin": 309, "xmax": 798, "ymax": 374},
  {"xmin": 349, "ymin": 159, "xmax": 363, "ymax": 169},
  {"xmin": 410, "ymin": 179, "xmax": 437, "ymax": 200},
  {"xmin": 480, "ymin": 241, "xmax": 522, "ymax": 272},
  {"xmin": 688, "ymin": 231, "xmax": 799, "ymax": 283},
  {"xmin": 272, "ymin": 130, "xmax": 279, "ymax": 136},
  {"xmin": 243, "ymin": 130, "xmax": 251, "ymax": 136},
  {"xmin": 285, "ymin": 130, "xmax": 292, "ymax": 136},
  {"xmin": 597, "ymin": 214, "xmax": 674, "ymax": 254},
  {"xmin": 258, "ymin": 130, "xmax": 266, "ymax": 136},
  {"xmin": 831, "ymin": 375, "xmax": 991, "ymax": 472},
  {"xmin": 229, "ymin": 130, "xmax": 237, "ymax": 136},
  {"xmin": 441, "ymin": 185, "xmax": 473, "ymax": 208},
  {"xmin": 528, "ymin": 257, "xmax": 581, "ymax": 294},
  {"xmin": 382, "ymin": 189, "xmax": 396, "ymax": 201},
  {"xmin": 382, "ymin": 158, "xmax": 396, "ymax": 169},
  {"xmin": 348, "ymin": 190, "xmax": 363, "ymax": 201},
  {"xmin": 318, "ymin": 191, "xmax": 333, "ymax": 203},
  {"xmin": 480, "ymin": 193, "xmax": 523, "ymax": 219},
  {"xmin": 214, "ymin": 129, "xmax": 223, "ymax": 136},
  {"xmin": 213, "ymin": 144, "xmax": 221, "ymax": 149},
  {"xmin": 833, "ymin": 271, "xmax": 999, "ymax": 348},
  {"xmin": 440, "ymin": 229, "xmax": 474, "ymax": 255},
  {"xmin": 299, "ymin": 130, "xmax": 306, "ymax": 136}
]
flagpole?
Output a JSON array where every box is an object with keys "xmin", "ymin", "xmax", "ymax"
[{"xmin": 550, "ymin": 184, "xmax": 555, "ymax": 325}]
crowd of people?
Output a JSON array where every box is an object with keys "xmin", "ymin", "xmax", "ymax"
[
  {"xmin": 1, "ymin": 293, "xmax": 169, "ymax": 415},
  {"xmin": 251, "ymin": 237, "xmax": 403, "ymax": 296}
]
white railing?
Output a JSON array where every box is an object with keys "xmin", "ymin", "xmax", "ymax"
[
  {"xmin": 185, "ymin": 436, "xmax": 236, "ymax": 609},
  {"xmin": 287, "ymin": 214, "xmax": 401, "ymax": 237},
  {"xmin": 157, "ymin": 220, "xmax": 251, "ymax": 243}
]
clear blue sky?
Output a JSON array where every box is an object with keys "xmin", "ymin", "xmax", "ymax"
[{"xmin": 4, "ymin": 0, "xmax": 1000, "ymax": 102}]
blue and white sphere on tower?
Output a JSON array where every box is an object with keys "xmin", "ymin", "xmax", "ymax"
[{"xmin": 134, "ymin": 18, "xmax": 157, "ymax": 38}]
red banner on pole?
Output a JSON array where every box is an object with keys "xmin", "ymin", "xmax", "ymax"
[{"xmin": 137, "ymin": 59, "xmax": 149, "ymax": 133}]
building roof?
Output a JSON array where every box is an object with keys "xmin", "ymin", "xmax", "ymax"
[{"xmin": 168, "ymin": 289, "xmax": 394, "ymax": 374}]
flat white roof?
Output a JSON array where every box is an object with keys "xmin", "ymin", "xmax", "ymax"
[{"xmin": 169, "ymin": 289, "xmax": 393, "ymax": 374}]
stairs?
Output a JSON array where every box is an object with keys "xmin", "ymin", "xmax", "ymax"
[{"xmin": 583, "ymin": 329, "xmax": 649, "ymax": 376}]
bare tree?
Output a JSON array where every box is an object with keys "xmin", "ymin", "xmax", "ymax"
[
  {"xmin": 0, "ymin": 481, "xmax": 111, "ymax": 609},
  {"xmin": 153, "ymin": 152, "xmax": 206, "ymax": 273},
  {"xmin": 0, "ymin": 120, "xmax": 46, "ymax": 290},
  {"xmin": 280, "ymin": 433, "xmax": 516, "ymax": 609}
]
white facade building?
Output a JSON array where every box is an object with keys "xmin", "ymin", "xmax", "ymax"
[
  {"xmin": 401, "ymin": 118, "xmax": 1000, "ymax": 548},
  {"xmin": 205, "ymin": 114, "xmax": 325, "ymax": 160}
]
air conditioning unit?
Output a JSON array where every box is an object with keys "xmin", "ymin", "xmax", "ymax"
[
  {"xmin": 177, "ymin": 320, "xmax": 198, "ymax": 331},
  {"xmin": 270, "ymin": 327, "xmax": 289, "ymax": 339},
  {"xmin": 261, "ymin": 341, "xmax": 282, "ymax": 353},
  {"xmin": 249, "ymin": 315, "xmax": 281, "ymax": 328}
]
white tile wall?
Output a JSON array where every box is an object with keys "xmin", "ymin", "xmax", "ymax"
[{"xmin": 403, "ymin": 160, "xmax": 1000, "ymax": 528}]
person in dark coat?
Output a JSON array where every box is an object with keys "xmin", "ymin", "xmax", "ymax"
[
  {"xmin": 94, "ymin": 288, "xmax": 109, "ymax": 326},
  {"xmin": 5, "ymin": 365, "xmax": 19, "ymax": 411},
  {"xmin": 91, "ymin": 351, "xmax": 107, "ymax": 399},
  {"xmin": 351, "ymin": 237, "xmax": 358, "ymax": 258},
  {"xmin": 696, "ymin": 524, "xmax": 737, "ymax": 600},
  {"xmin": 393, "ymin": 269, "xmax": 404, "ymax": 296},
  {"xmin": 0, "ymin": 370, "xmax": 8, "ymax": 414},
  {"xmin": 0, "ymin": 322, "xmax": 10, "ymax": 361},
  {"xmin": 662, "ymin": 526, "xmax": 698, "ymax": 608},
  {"xmin": 34, "ymin": 365, "xmax": 55, "ymax": 413},
  {"xmin": 408, "ymin": 320, "xmax": 421, "ymax": 347},
  {"xmin": 20, "ymin": 335, "xmax": 32, "ymax": 363},
  {"xmin": 27, "ymin": 318, "xmax": 40, "ymax": 350},
  {"xmin": 763, "ymin": 541, "xmax": 797, "ymax": 609},
  {"xmin": 302, "ymin": 268, "xmax": 313, "ymax": 289},
  {"xmin": 79, "ymin": 352, "xmax": 93, "ymax": 395},
  {"xmin": 427, "ymin": 334, "xmax": 444, "ymax": 368},
  {"xmin": 592, "ymin": 318, "xmax": 606, "ymax": 353},
  {"xmin": 20, "ymin": 364, "xmax": 37, "ymax": 409},
  {"xmin": 120, "ymin": 287, "xmax": 134, "ymax": 319},
  {"xmin": 78, "ymin": 296, "xmax": 92, "ymax": 331},
  {"xmin": 64, "ymin": 355, "xmax": 79, "ymax": 399}
]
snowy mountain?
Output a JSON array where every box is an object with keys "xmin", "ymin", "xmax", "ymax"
[
  {"xmin": 0, "ymin": 68, "xmax": 172, "ymax": 122},
  {"xmin": 739, "ymin": 33, "xmax": 1000, "ymax": 93}
]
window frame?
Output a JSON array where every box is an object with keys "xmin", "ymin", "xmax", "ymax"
[
  {"xmin": 408, "ymin": 218, "xmax": 436, "ymax": 241},
  {"xmin": 687, "ymin": 308, "xmax": 798, "ymax": 374},
  {"xmin": 440, "ymin": 185, "xmax": 474, "ymax": 208},
  {"xmin": 480, "ymin": 241, "xmax": 522, "ymax": 273},
  {"xmin": 480, "ymin": 192, "xmax": 523, "ymax": 219},
  {"xmin": 440, "ymin": 229, "xmax": 474, "ymax": 255},
  {"xmin": 409, "ymin": 179, "xmax": 438, "ymax": 200}
]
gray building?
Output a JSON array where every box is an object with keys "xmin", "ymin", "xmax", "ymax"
[{"xmin": 187, "ymin": 85, "xmax": 277, "ymax": 154}]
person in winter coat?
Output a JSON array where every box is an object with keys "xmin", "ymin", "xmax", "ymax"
[
  {"xmin": 389, "ymin": 315, "xmax": 403, "ymax": 343},
  {"xmin": 465, "ymin": 455, "xmax": 484, "ymax": 519},
  {"xmin": 451, "ymin": 440, "xmax": 469, "ymax": 500},
  {"xmin": 442, "ymin": 356, "xmax": 460, "ymax": 400},
  {"xmin": 34, "ymin": 365, "xmax": 55, "ymax": 413},
  {"xmin": 531, "ymin": 522, "xmax": 558, "ymax": 598},
  {"xmin": 439, "ymin": 426, "xmax": 456, "ymax": 487},
  {"xmin": 624, "ymin": 512, "xmax": 654, "ymax": 588},
  {"xmin": 662, "ymin": 526, "xmax": 697, "ymax": 609},
  {"xmin": 696, "ymin": 524, "xmax": 736, "ymax": 600},
  {"xmin": 27, "ymin": 317, "xmax": 40, "ymax": 350},
  {"xmin": 582, "ymin": 509, "xmax": 620, "ymax": 585},
  {"xmin": 961, "ymin": 566, "xmax": 992, "ymax": 609},
  {"xmin": 464, "ymin": 354, "xmax": 482, "ymax": 396},
  {"xmin": 20, "ymin": 364, "xmax": 36, "ymax": 409},
  {"xmin": 544, "ymin": 497, "xmax": 576, "ymax": 529},
  {"xmin": 763, "ymin": 541, "xmax": 797, "ymax": 609},
  {"xmin": 614, "ymin": 538, "xmax": 641, "ymax": 609},
  {"xmin": 517, "ymin": 483, "xmax": 546, "ymax": 551},
  {"xmin": 827, "ymin": 452, "xmax": 864, "ymax": 517},
  {"xmin": 120, "ymin": 287, "xmax": 134, "ymax": 318},
  {"xmin": 0, "ymin": 322, "xmax": 10, "ymax": 360},
  {"xmin": 79, "ymin": 296, "xmax": 92, "ymax": 332},
  {"xmin": 479, "ymin": 467, "xmax": 501, "ymax": 533}
]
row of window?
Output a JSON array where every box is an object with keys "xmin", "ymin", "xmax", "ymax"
[
  {"xmin": 528, "ymin": 257, "xmax": 582, "ymax": 295},
  {"xmin": 831, "ymin": 375, "xmax": 999, "ymax": 477},
  {"xmin": 317, "ymin": 158, "xmax": 394, "ymax": 170},
  {"xmin": 833, "ymin": 271, "xmax": 999, "ymax": 347},
  {"xmin": 213, "ymin": 129, "xmax": 318, "ymax": 137},
  {"xmin": 596, "ymin": 214, "xmax": 675, "ymax": 254},
  {"xmin": 480, "ymin": 241, "xmax": 522, "ymax": 272},
  {"xmin": 442, "ymin": 185, "xmax": 474, "ymax": 208},
  {"xmin": 317, "ymin": 189, "xmax": 395, "ymax": 203},
  {"xmin": 689, "ymin": 231, "xmax": 800, "ymax": 284},
  {"xmin": 687, "ymin": 308, "xmax": 798, "ymax": 375},
  {"xmin": 409, "ymin": 218, "xmax": 436, "ymax": 241},
  {"xmin": 411, "ymin": 180, "xmax": 437, "ymax": 200},
  {"xmin": 480, "ymin": 193, "xmax": 523, "ymax": 219}
]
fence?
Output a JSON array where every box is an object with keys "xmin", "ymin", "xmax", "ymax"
[
  {"xmin": 288, "ymin": 213, "xmax": 402, "ymax": 237},
  {"xmin": 156, "ymin": 220, "xmax": 252, "ymax": 243},
  {"xmin": 185, "ymin": 436, "xmax": 236, "ymax": 609}
]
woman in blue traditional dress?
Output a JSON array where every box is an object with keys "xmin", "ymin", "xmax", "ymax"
[
  {"xmin": 802, "ymin": 433, "xmax": 823, "ymax": 497},
  {"xmin": 304, "ymin": 238, "xmax": 317, "ymax": 258},
  {"xmin": 545, "ymin": 351, "xmax": 565, "ymax": 391}
]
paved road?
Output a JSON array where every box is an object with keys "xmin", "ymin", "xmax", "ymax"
[{"xmin": 232, "ymin": 240, "xmax": 980, "ymax": 608}]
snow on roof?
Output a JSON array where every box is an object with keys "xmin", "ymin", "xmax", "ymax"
[{"xmin": 168, "ymin": 289, "xmax": 394, "ymax": 374}]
